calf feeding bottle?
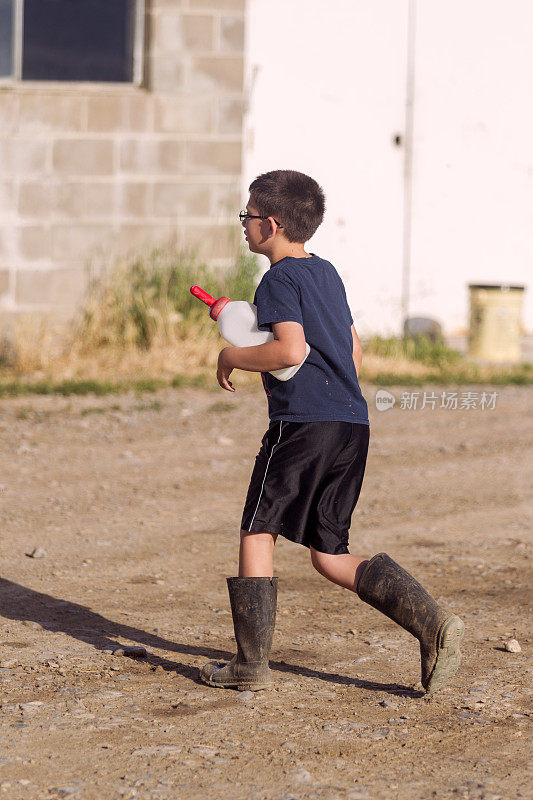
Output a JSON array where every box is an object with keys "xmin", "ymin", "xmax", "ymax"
[{"xmin": 190, "ymin": 285, "xmax": 310, "ymax": 381}]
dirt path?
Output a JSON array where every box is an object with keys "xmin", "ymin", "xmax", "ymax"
[{"xmin": 0, "ymin": 382, "xmax": 531, "ymax": 800}]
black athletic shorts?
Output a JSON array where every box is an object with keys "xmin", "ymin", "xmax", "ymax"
[{"xmin": 241, "ymin": 420, "xmax": 370, "ymax": 555}]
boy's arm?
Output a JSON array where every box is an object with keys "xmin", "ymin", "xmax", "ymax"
[
  {"xmin": 217, "ymin": 321, "xmax": 306, "ymax": 391},
  {"xmin": 351, "ymin": 324, "xmax": 363, "ymax": 378}
]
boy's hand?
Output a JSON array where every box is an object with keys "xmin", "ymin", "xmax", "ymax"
[{"xmin": 217, "ymin": 348, "xmax": 235, "ymax": 392}]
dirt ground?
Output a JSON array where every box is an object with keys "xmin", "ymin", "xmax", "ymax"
[{"xmin": 0, "ymin": 380, "xmax": 531, "ymax": 800}]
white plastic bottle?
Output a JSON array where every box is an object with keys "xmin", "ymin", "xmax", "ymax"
[{"xmin": 190, "ymin": 285, "xmax": 310, "ymax": 381}]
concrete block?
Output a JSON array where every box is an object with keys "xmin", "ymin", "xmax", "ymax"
[
  {"xmin": 87, "ymin": 96, "xmax": 125, "ymax": 131},
  {"xmin": 19, "ymin": 180, "xmax": 85, "ymax": 218},
  {"xmin": 84, "ymin": 183, "xmax": 117, "ymax": 218},
  {"xmin": 18, "ymin": 182, "xmax": 52, "ymax": 218},
  {"xmin": 0, "ymin": 225, "xmax": 14, "ymax": 260},
  {"xmin": 85, "ymin": 182, "xmax": 152, "ymax": 219},
  {"xmin": 189, "ymin": 56, "xmax": 243, "ymax": 93},
  {"xmin": 0, "ymin": 140, "xmax": 47, "ymax": 175},
  {"xmin": 55, "ymin": 183, "xmax": 86, "ymax": 218},
  {"xmin": 217, "ymin": 97, "xmax": 243, "ymax": 134},
  {"xmin": 126, "ymin": 93, "xmax": 154, "ymax": 132},
  {"xmin": 53, "ymin": 140, "xmax": 114, "ymax": 175},
  {"xmin": 148, "ymin": 55, "xmax": 185, "ymax": 92},
  {"xmin": 120, "ymin": 140, "xmax": 184, "ymax": 174},
  {"xmin": 178, "ymin": 223, "xmax": 240, "ymax": 259},
  {"xmin": 16, "ymin": 226, "xmax": 51, "ymax": 261},
  {"xmin": 154, "ymin": 96, "xmax": 213, "ymax": 134},
  {"xmin": 185, "ymin": 141, "xmax": 241, "ymax": 175},
  {"xmin": 151, "ymin": 11, "xmax": 183, "ymax": 52},
  {"xmin": 51, "ymin": 224, "xmax": 114, "ymax": 260},
  {"xmin": 0, "ymin": 95, "xmax": 18, "ymax": 135},
  {"xmin": 189, "ymin": 0, "xmax": 244, "ymax": 10},
  {"xmin": 151, "ymin": 11, "xmax": 213, "ymax": 52},
  {"xmin": 219, "ymin": 15, "xmax": 244, "ymax": 52},
  {"xmin": 0, "ymin": 181, "xmax": 16, "ymax": 214},
  {"xmin": 118, "ymin": 183, "xmax": 152, "ymax": 218},
  {"xmin": 15, "ymin": 266, "xmax": 86, "ymax": 309},
  {"xmin": 153, "ymin": 183, "xmax": 210, "ymax": 217},
  {"xmin": 0, "ymin": 268, "xmax": 10, "ymax": 297},
  {"xmin": 114, "ymin": 223, "xmax": 176, "ymax": 254},
  {"xmin": 181, "ymin": 14, "xmax": 215, "ymax": 50},
  {"xmin": 18, "ymin": 94, "xmax": 85, "ymax": 132},
  {"xmin": 211, "ymin": 182, "xmax": 241, "ymax": 217}
]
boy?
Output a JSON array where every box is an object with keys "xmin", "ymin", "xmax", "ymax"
[{"xmin": 201, "ymin": 170, "xmax": 464, "ymax": 693}]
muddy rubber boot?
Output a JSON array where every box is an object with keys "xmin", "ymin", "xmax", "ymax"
[
  {"xmin": 200, "ymin": 577, "xmax": 278, "ymax": 691},
  {"xmin": 357, "ymin": 553, "xmax": 464, "ymax": 693}
]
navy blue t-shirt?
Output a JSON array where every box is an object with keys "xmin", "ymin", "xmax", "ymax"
[{"xmin": 253, "ymin": 254, "xmax": 369, "ymax": 425}]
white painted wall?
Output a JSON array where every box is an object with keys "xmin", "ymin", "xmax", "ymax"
[{"xmin": 244, "ymin": 0, "xmax": 533, "ymax": 336}]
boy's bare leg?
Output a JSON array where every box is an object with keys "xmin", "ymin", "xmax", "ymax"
[
  {"xmin": 310, "ymin": 546, "xmax": 464, "ymax": 693},
  {"xmin": 239, "ymin": 530, "xmax": 278, "ymax": 578},
  {"xmin": 310, "ymin": 547, "xmax": 368, "ymax": 591}
]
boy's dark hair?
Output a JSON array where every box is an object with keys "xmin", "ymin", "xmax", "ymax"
[{"xmin": 249, "ymin": 170, "xmax": 325, "ymax": 243}]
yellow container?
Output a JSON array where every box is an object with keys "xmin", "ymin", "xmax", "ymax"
[{"xmin": 468, "ymin": 284, "xmax": 525, "ymax": 363}]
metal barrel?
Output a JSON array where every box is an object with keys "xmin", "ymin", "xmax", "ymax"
[{"xmin": 468, "ymin": 284, "xmax": 525, "ymax": 363}]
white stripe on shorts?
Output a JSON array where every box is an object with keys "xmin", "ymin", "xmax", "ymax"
[{"xmin": 248, "ymin": 420, "xmax": 283, "ymax": 530}]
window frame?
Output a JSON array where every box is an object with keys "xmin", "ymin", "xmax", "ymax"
[{"xmin": 4, "ymin": 0, "xmax": 145, "ymax": 86}]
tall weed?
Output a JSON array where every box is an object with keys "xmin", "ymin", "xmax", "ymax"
[
  {"xmin": 1, "ymin": 245, "xmax": 261, "ymax": 379},
  {"xmin": 75, "ymin": 246, "xmax": 261, "ymax": 353},
  {"xmin": 364, "ymin": 335, "xmax": 462, "ymax": 368}
]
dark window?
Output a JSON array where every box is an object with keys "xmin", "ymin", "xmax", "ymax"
[
  {"xmin": 0, "ymin": 0, "xmax": 142, "ymax": 82},
  {"xmin": 23, "ymin": 0, "xmax": 135, "ymax": 81},
  {"xmin": 0, "ymin": 0, "xmax": 13, "ymax": 76}
]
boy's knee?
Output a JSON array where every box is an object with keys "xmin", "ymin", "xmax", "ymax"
[
  {"xmin": 240, "ymin": 530, "xmax": 277, "ymax": 548},
  {"xmin": 310, "ymin": 546, "xmax": 329, "ymax": 573}
]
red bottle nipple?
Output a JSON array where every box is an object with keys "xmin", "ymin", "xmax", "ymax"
[{"xmin": 190, "ymin": 285, "xmax": 231, "ymax": 321}]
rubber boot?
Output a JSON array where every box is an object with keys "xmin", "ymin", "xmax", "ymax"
[
  {"xmin": 200, "ymin": 577, "xmax": 278, "ymax": 691},
  {"xmin": 357, "ymin": 553, "xmax": 464, "ymax": 693}
]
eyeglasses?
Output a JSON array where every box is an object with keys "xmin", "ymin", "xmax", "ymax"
[{"xmin": 239, "ymin": 210, "xmax": 283, "ymax": 228}]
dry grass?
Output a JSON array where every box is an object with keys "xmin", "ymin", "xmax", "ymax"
[
  {"xmin": 1, "ymin": 245, "xmax": 261, "ymax": 386},
  {"xmin": 3, "ymin": 312, "xmax": 226, "ymax": 385},
  {"xmin": 360, "ymin": 352, "xmax": 433, "ymax": 379},
  {"xmin": 4, "ymin": 319, "xmax": 530, "ymax": 392},
  {"xmin": 1, "ymin": 245, "xmax": 530, "ymax": 391}
]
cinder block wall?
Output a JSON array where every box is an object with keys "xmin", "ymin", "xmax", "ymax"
[{"xmin": 0, "ymin": 0, "xmax": 245, "ymax": 328}]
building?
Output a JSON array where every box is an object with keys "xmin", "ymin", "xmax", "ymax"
[
  {"xmin": 1, "ymin": 0, "xmax": 531, "ymax": 342},
  {"xmin": 244, "ymin": 0, "xmax": 532, "ymax": 337},
  {"xmin": 0, "ymin": 0, "xmax": 245, "ymax": 333}
]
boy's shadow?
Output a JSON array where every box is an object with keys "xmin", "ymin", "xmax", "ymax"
[{"xmin": 0, "ymin": 578, "xmax": 419, "ymax": 697}]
